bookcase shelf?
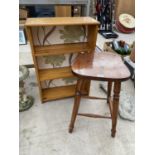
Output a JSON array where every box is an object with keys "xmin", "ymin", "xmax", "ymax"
[
  {"xmin": 39, "ymin": 66, "xmax": 75, "ymax": 81},
  {"xmin": 42, "ymin": 85, "xmax": 76, "ymax": 102},
  {"xmin": 25, "ymin": 17, "xmax": 99, "ymax": 27},
  {"xmin": 25, "ymin": 17, "xmax": 99, "ymax": 103},
  {"xmin": 34, "ymin": 42, "xmax": 91, "ymax": 56}
]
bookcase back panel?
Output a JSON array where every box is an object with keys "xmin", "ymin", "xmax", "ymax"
[
  {"xmin": 31, "ymin": 26, "xmax": 87, "ymax": 46},
  {"xmin": 37, "ymin": 53, "xmax": 78, "ymax": 69},
  {"xmin": 41, "ymin": 78, "xmax": 77, "ymax": 89}
]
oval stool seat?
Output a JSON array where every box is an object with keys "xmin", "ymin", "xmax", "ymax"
[{"xmin": 72, "ymin": 52, "xmax": 130, "ymax": 81}]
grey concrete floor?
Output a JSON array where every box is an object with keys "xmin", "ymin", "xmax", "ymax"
[{"xmin": 19, "ymin": 68, "xmax": 134, "ymax": 155}]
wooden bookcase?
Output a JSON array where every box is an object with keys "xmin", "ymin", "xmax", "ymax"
[{"xmin": 25, "ymin": 17, "xmax": 99, "ymax": 103}]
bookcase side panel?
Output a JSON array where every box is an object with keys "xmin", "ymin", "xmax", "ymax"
[
  {"xmin": 87, "ymin": 25, "xmax": 98, "ymax": 51},
  {"xmin": 26, "ymin": 27, "xmax": 43, "ymax": 102}
]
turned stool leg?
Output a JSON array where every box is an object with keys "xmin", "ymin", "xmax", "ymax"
[
  {"xmin": 69, "ymin": 79, "xmax": 83, "ymax": 133},
  {"xmin": 107, "ymin": 81, "xmax": 112, "ymax": 104},
  {"xmin": 111, "ymin": 81, "xmax": 121, "ymax": 137}
]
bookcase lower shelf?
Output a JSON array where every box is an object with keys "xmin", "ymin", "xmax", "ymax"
[{"xmin": 42, "ymin": 85, "xmax": 76, "ymax": 102}]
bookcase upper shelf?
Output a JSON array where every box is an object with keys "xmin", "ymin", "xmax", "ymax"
[{"xmin": 25, "ymin": 17, "xmax": 100, "ymax": 27}]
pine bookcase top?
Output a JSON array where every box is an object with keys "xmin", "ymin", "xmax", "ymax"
[{"xmin": 25, "ymin": 17, "xmax": 100, "ymax": 27}]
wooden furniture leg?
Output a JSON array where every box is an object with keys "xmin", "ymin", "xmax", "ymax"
[
  {"xmin": 69, "ymin": 79, "xmax": 83, "ymax": 133},
  {"xmin": 107, "ymin": 81, "xmax": 112, "ymax": 104},
  {"xmin": 111, "ymin": 81, "xmax": 121, "ymax": 137}
]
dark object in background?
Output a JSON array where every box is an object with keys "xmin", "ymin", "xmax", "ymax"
[
  {"xmin": 26, "ymin": 6, "xmax": 36, "ymax": 17},
  {"xmin": 35, "ymin": 5, "xmax": 55, "ymax": 17},
  {"xmin": 72, "ymin": 5, "xmax": 82, "ymax": 17},
  {"xmin": 96, "ymin": 0, "xmax": 118, "ymax": 39},
  {"xmin": 124, "ymin": 58, "xmax": 135, "ymax": 85},
  {"xmin": 112, "ymin": 40, "xmax": 131, "ymax": 55},
  {"xmin": 99, "ymin": 30, "xmax": 118, "ymax": 39},
  {"xmin": 124, "ymin": 41, "xmax": 135, "ymax": 84},
  {"xmin": 26, "ymin": 5, "xmax": 55, "ymax": 17}
]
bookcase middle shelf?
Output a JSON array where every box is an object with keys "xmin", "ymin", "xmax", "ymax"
[
  {"xmin": 34, "ymin": 42, "xmax": 91, "ymax": 56},
  {"xmin": 39, "ymin": 66, "xmax": 75, "ymax": 81}
]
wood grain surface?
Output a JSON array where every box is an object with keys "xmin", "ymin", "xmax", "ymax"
[
  {"xmin": 72, "ymin": 51, "xmax": 131, "ymax": 81},
  {"xmin": 25, "ymin": 17, "xmax": 100, "ymax": 27}
]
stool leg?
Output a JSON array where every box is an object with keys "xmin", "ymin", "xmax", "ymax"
[
  {"xmin": 69, "ymin": 79, "xmax": 83, "ymax": 133},
  {"xmin": 111, "ymin": 81, "xmax": 121, "ymax": 137},
  {"xmin": 107, "ymin": 81, "xmax": 112, "ymax": 104}
]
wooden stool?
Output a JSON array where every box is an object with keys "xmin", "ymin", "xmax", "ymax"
[{"xmin": 68, "ymin": 51, "xmax": 131, "ymax": 137}]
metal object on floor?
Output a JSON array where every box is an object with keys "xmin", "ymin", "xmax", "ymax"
[{"xmin": 99, "ymin": 30, "xmax": 118, "ymax": 39}]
